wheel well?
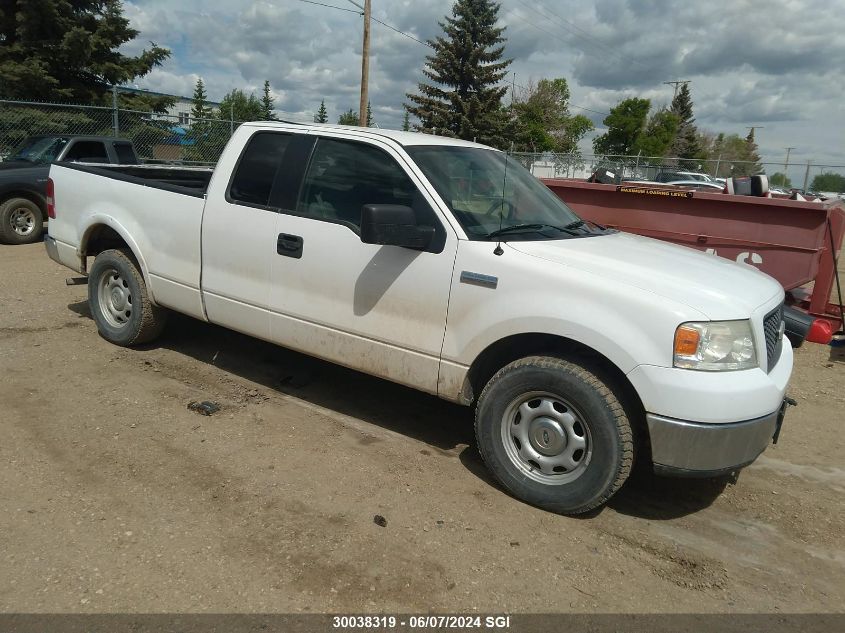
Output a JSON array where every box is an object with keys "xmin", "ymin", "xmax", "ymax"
[
  {"xmin": 2, "ymin": 190, "xmax": 46, "ymax": 213},
  {"xmin": 84, "ymin": 225, "xmax": 130, "ymax": 257},
  {"xmin": 465, "ymin": 333, "xmax": 649, "ymax": 454}
]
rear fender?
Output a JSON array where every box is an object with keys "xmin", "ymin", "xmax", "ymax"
[{"xmin": 80, "ymin": 215, "xmax": 157, "ymax": 305}]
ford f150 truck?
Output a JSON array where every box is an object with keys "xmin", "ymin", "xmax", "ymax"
[
  {"xmin": 44, "ymin": 122, "xmax": 793, "ymax": 514},
  {"xmin": 0, "ymin": 135, "xmax": 139, "ymax": 244}
]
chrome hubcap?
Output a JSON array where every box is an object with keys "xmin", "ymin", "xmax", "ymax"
[
  {"xmin": 10, "ymin": 207, "xmax": 36, "ymax": 236},
  {"xmin": 97, "ymin": 269, "xmax": 132, "ymax": 328},
  {"xmin": 501, "ymin": 391, "xmax": 592, "ymax": 485}
]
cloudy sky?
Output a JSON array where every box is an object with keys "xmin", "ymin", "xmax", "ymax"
[{"xmin": 121, "ymin": 0, "xmax": 845, "ymax": 183}]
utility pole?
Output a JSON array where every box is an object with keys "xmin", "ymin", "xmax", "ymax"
[
  {"xmin": 358, "ymin": 0, "xmax": 371, "ymax": 127},
  {"xmin": 663, "ymin": 80, "xmax": 690, "ymax": 99},
  {"xmin": 783, "ymin": 147, "xmax": 795, "ymax": 187},
  {"xmin": 745, "ymin": 126, "xmax": 765, "ymax": 138},
  {"xmin": 511, "ymin": 72, "xmax": 516, "ymax": 106}
]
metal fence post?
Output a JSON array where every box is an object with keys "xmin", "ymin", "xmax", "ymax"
[{"xmin": 112, "ymin": 85, "xmax": 120, "ymax": 136}]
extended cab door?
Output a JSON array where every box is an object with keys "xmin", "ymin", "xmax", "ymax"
[
  {"xmin": 268, "ymin": 133, "xmax": 458, "ymax": 394},
  {"xmin": 201, "ymin": 131, "xmax": 294, "ymax": 339}
]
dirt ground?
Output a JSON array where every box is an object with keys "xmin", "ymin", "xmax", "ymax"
[{"xmin": 0, "ymin": 241, "xmax": 843, "ymax": 614}]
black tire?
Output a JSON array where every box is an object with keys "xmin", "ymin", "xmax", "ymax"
[
  {"xmin": 0, "ymin": 197, "xmax": 44, "ymax": 245},
  {"xmin": 88, "ymin": 248, "xmax": 167, "ymax": 346},
  {"xmin": 475, "ymin": 356, "xmax": 633, "ymax": 515}
]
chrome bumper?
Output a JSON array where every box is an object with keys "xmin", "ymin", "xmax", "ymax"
[{"xmin": 648, "ymin": 403, "xmax": 787, "ymax": 477}]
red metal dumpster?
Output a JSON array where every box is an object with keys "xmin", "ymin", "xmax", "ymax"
[{"xmin": 541, "ymin": 179, "xmax": 845, "ymax": 339}]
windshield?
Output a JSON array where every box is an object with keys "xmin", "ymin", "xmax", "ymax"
[
  {"xmin": 406, "ymin": 145, "xmax": 595, "ymax": 241},
  {"xmin": 8, "ymin": 137, "xmax": 68, "ymax": 164}
]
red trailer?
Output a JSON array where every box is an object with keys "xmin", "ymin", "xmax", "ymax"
[{"xmin": 541, "ymin": 179, "xmax": 845, "ymax": 344}]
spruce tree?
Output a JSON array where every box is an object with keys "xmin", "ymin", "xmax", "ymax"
[
  {"xmin": 366, "ymin": 101, "xmax": 374, "ymax": 127},
  {"xmin": 0, "ymin": 0, "xmax": 170, "ymax": 108},
  {"xmin": 669, "ymin": 83, "xmax": 700, "ymax": 161},
  {"xmin": 315, "ymin": 100, "xmax": 329, "ymax": 123},
  {"xmin": 743, "ymin": 128, "xmax": 763, "ymax": 175},
  {"xmin": 402, "ymin": 111, "xmax": 411, "ymax": 131},
  {"xmin": 260, "ymin": 80, "xmax": 277, "ymax": 120},
  {"xmin": 405, "ymin": 0, "xmax": 512, "ymax": 148},
  {"xmin": 190, "ymin": 78, "xmax": 212, "ymax": 121}
]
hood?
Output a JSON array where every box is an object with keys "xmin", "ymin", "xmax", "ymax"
[{"xmin": 508, "ymin": 231, "xmax": 783, "ymax": 319}]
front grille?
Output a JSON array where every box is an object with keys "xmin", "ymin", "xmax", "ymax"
[{"xmin": 763, "ymin": 303, "xmax": 784, "ymax": 372}]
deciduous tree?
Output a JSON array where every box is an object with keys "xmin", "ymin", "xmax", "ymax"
[
  {"xmin": 511, "ymin": 78, "xmax": 594, "ymax": 154},
  {"xmin": 217, "ymin": 89, "xmax": 263, "ymax": 123},
  {"xmin": 592, "ymin": 98, "xmax": 650, "ymax": 156},
  {"xmin": 338, "ymin": 109, "xmax": 359, "ymax": 125}
]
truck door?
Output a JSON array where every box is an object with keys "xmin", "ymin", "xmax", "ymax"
[
  {"xmin": 268, "ymin": 134, "xmax": 457, "ymax": 394},
  {"xmin": 201, "ymin": 131, "xmax": 293, "ymax": 340}
]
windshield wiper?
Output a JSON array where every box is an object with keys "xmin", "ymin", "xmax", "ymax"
[{"xmin": 485, "ymin": 223, "xmax": 580, "ymax": 240}]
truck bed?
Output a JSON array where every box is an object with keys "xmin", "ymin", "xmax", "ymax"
[{"xmin": 56, "ymin": 162, "xmax": 214, "ymax": 197}]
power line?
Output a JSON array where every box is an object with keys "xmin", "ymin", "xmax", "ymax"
[
  {"xmin": 294, "ymin": 0, "xmax": 361, "ymax": 14},
  {"xmin": 370, "ymin": 15, "xmax": 431, "ymax": 47},
  {"xmin": 294, "ymin": 0, "xmax": 429, "ymax": 47},
  {"xmin": 291, "ymin": 0, "xmax": 608, "ymax": 118},
  {"xmin": 512, "ymin": 0, "xmax": 637, "ymax": 69}
]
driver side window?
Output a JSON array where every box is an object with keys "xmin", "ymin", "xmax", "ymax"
[{"xmin": 297, "ymin": 138, "xmax": 418, "ymax": 229}]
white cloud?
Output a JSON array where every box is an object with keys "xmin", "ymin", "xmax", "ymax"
[{"xmin": 121, "ymin": 0, "xmax": 845, "ymax": 168}]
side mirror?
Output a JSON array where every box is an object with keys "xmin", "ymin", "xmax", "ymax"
[{"xmin": 360, "ymin": 204, "xmax": 434, "ymax": 250}]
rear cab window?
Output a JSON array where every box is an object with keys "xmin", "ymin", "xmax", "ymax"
[
  {"xmin": 228, "ymin": 132, "xmax": 293, "ymax": 208},
  {"xmin": 64, "ymin": 141, "xmax": 109, "ymax": 163}
]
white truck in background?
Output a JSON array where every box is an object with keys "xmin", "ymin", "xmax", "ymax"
[{"xmin": 45, "ymin": 122, "xmax": 793, "ymax": 514}]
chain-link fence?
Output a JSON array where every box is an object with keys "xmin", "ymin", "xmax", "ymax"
[
  {"xmin": 509, "ymin": 152, "xmax": 845, "ymax": 194},
  {"xmin": 0, "ymin": 99, "xmax": 243, "ymax": 165}
]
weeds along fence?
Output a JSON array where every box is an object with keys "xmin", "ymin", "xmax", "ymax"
[
  {"xmin": 0, "ymin": 99, "xmax": 243, "ymax": 165},
  {"xmin": 509, "ymin": 152, "xmax": 845, "ymax": 193}
]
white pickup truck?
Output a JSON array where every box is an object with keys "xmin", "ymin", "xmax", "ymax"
[{"xmin": 45, "ymin": 122, "xmax": 793, "ymax": 514}]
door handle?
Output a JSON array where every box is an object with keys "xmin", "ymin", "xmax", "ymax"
[{"xmin": 277, "ymin": 233, "xmax": 303, "ymax": 259}]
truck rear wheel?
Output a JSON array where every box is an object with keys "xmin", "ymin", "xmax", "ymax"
[
  {"xmin": 88, "ymin": 248, "xmax": 167, "ymax": 346},
  {"xmin": 0, "ymin": 197, "xmax": 43, "ymax": 245},
  {"xmin": 475, "ymin": 356, "xmax": 633, "ymax": 514}
]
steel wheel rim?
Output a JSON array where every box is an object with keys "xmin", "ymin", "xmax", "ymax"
[
  {"xmin": 97, "ymin": 268, "xmax": 133, "ymax": 329},
  {"xmin": 500, "ymin": 390, "xmax": 592, "ymax": 485},
  {"xmin": 10, "ymin": 207, "xmax": 36, "ymax": 236}
]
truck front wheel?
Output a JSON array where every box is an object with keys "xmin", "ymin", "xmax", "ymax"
[
  {"xmin": 475, "ymin": 356, "xmax": 633, "ymax": 514},
  {"xmin": 0, "ymin": 197, "xmax": 44, "ymax": 245},
  {"xmin": 88, "ymin": 248, "xmax": 167, "ymax": 346}
]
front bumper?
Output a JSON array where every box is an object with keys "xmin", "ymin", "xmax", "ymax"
[{"xmin": 648, "ymin": 401, "xmax": 789, "ymax": 477}]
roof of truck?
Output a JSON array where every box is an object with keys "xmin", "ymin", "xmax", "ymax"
[{"xmin": 240, "ymin": 120, "xmax": 496, "ymax": 150}]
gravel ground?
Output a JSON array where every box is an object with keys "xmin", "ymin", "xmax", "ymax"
[{"xmin": 0, "ymin": 241, "xmax": 843, "ymax": 614}]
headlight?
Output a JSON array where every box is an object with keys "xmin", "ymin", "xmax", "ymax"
[{"xmin": 673, "ymin": 320, "xmax": 758, "ymax": 371}]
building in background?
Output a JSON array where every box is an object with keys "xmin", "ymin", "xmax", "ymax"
[{"xmin": 117, "ymin": 86, "xmax": 221, "ymax": 126}]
